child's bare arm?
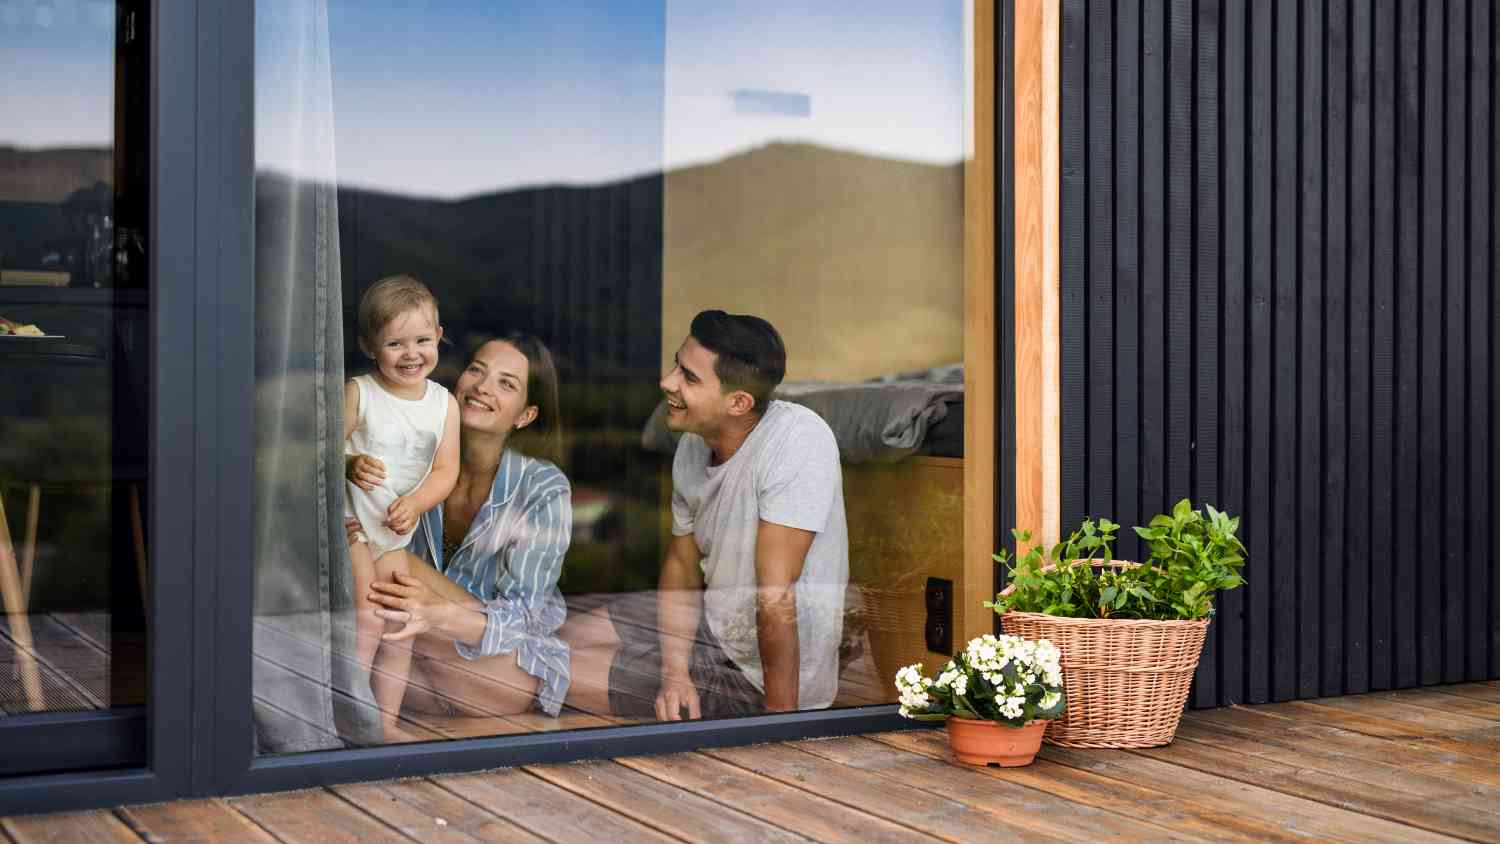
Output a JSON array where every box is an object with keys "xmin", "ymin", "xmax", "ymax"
[
  {"xmin": 386, "ymin": 392, "xmax": 461, "ymax": 533},
  {"xmin": 344, "ymin": 380, "xmax": 387, "ymax": 490},
  {"xmin": 342, "ymin": 380, "xmax": 360, "ymax": 440}
]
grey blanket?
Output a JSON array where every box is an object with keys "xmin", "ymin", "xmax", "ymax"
[{"xmin": 642, "ymin": 366, "xmax": 963, "ymax": 464}]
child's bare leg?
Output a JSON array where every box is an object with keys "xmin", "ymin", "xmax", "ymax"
[
  {"xmin": 370, "ymin": 549, "xmax": 416, "ymax": 742},
  {"xmin": 349, "ymin": 540, "xmax": 382, "ymax": 674}
]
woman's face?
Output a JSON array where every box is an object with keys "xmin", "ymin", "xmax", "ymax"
[{"xmin": 455, "ymin": 340, "xmax": 537, "ymax": 436}]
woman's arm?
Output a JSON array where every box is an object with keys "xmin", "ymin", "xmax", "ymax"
[
  {"xmin": 455, "ymin": 483, "xmax": 571, "ymax": 659},
  {"xmin": 385, "ymin": 392, "xmax": 461, "ymax": 533}
]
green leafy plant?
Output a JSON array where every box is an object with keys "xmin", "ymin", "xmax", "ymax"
[{"xmin": 986, "ymin": 499, "xmax": 1246, "ymax": 621}]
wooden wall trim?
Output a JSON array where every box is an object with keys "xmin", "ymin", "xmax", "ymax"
[
  {"xmin": 1013, "ymin": 0, "xmax": 1061, "ymax": 548},
  {"xmin": 962, "ymin": 0, "xmax": 998, "ymax": 643}
]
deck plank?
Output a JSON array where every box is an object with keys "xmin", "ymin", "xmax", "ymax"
[
  {"xmin": 618, "ymin": 750, "xmax": 943, "ymax": 844},
  {"xmin": 229, "ymin": 788, "xmax": 409, "ymax": 843},
  {"xmin": 1291, "ymin": 694, "xmax": 1498, "ymax": 732},
  {"xmin": 1181, "ymin": 707, "xmax": 1500, "ymax": 789},
  {"xmin": 1137, "ymin": 732, "xmax": 1500, "ymax": 841},
  {"xmin": 705, "ymin": 740, "xmax": 1077, "ymax": 843},
  {"xmin": 7, "ymin": 681, "xmax": 1500, "ymax": 843},
  {"xmin": 1039, "ymin": 745, "xmax": 1458, "ymax": 843},
  {"xmin": 331, "ymin": 778, "xmax": 547, "ymax": 842},
  {"xmin": 120, "ymin": 799, "xmax": 281, "ymax": 842},
  {"xmin": 1275, "ymin": 701, "xmax": 1500, "ymax": 762},
  {"xmin": 870, "ymin": 728, "xmax": 1310, "ymax": 842},
  {"xmin": 1366, "ymin": 686, "xmax": 1500, "ymax": 720},
  {"xmin": 432, "ymin": 768, "xmax": 674, "ymax": 844},
  {"xmin": 1, "ymin": 811, "xmax": 142, "ymax": 844},
  {"xmin": 788, "ymin": 735, "xmax": 1181, "ymax": 841},
  {"xmin": 525, "ymin": 758, "xmax": 809, "ymax": 844},
  {"xmin": 1432, "ymin": 682, "xmax": 1500, "ymax": 704}
]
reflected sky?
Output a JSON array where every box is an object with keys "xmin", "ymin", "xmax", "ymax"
[
  {"xmin": 258, "ymin": 0, "xmax": 965, "ymax": 199},
  {"xmin": 0, "ymin": 0, "xmax": 115, "ymax": 149},
  {"xmin": 6, "ymin": 1, "xmax": 966, "ymax": 199}
]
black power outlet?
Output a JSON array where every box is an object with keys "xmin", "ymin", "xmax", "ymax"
[{"xmin": 924, "ymin": 577, "xmax": 953, "ymax": 654}]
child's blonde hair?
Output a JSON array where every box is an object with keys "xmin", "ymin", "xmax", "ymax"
[{"xmin": 357, "ymin": 274, "xmax": 440, "ymax": 342}]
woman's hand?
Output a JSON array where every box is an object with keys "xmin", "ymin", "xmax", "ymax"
[
  {"xmin": 369, "ymin": 572, "xmax": 448, "ymax": 641},
  {"xmin": 385, "ymin": 496, "xmax": 419, "ymax": 535},
  {"xmin": 347, "ymin": 454, "xmax": 387, "ymax": 491}
]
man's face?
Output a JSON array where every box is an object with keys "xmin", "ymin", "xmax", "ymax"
[{"xmin": 659, "ymin": 336, "xmax": 732, "ymax": 435}]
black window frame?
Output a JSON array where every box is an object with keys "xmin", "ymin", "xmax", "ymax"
[{"xmin": 0, "ymin": 0, "xmax": 1013, "ymax": 812}]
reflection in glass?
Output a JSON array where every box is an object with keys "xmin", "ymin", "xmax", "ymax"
[
  {"xmin": 0, "ymin": 0, "xmax": 150, "ymax": 732},
  {"xmin": 253, "ymin": 0, "xmax": 966, "ymax": 754}
]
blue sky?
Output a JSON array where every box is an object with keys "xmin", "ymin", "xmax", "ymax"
[
  {"xmin": 0, "ymin": 0, "xmax": 116, "ymax": 149},
  {"xmin": 4, "ymin": 1, "xmax": 967, "ymax": 199},
  {"xmin": 261, "ymin": 0, "xmax": 967, "ymax": 199}
]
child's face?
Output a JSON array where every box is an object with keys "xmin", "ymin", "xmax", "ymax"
[{"xmin": 366, "ymin": 307, "xmax": 441, "ymax": 388}]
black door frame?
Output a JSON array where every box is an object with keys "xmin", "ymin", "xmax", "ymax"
[
  {"xmin": 0, "ymin": 0, "xmax": 204, "ymax": 814},
  {"xmin": 0, "ymin": 0, "xmax": 1014, "ymax": 812}
]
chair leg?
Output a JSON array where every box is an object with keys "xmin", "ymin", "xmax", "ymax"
[
  {"xmin": 20, "ymin": 484, "xmax": 38, "ymax": 602},
  {"xmin": 129, "ymin": 484, "xmax": 147, "ymax": 614},
  {"xmin": 0, "ymin": 491, "xmax": 45, "ymax": 711}
]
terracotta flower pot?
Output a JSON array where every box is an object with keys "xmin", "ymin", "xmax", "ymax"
[{"xmin": 945, "ymin": 717, "xmax": 1047, "ymax": 767}]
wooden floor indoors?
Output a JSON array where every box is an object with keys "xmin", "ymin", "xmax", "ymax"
[{"xmin": 5, "ymin": 682, "xmax": 1500, "ymax": 842}]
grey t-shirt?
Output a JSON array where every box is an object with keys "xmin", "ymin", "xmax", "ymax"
[{"xmin": 670, "ymin": 400, "xmax": 849, "ymax": 710}]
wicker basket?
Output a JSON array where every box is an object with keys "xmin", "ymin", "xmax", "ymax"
[
  {"xmin": 856, "ymin": 584, "xmax": 931, "ymax": 688},
  {"xmin": 998, "ymin": 561, "xmax": 1209, "ymax": 748}
]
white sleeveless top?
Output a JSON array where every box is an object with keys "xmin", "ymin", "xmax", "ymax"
[{"xmin": 344, "ymin": 374, "xmax": 450, "ymax": 559}]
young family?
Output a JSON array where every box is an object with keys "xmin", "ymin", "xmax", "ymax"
[{"xmin": 342, "ymin": 275, "xmax": 848, "ymax": 741}]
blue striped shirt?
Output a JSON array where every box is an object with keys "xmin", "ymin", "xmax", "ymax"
[{"xmin": 410, "ymin": 449, "xmax": 572, "ymax": 715}]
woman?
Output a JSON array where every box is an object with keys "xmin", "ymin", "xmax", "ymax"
[{"xmin": 347, "ymin": 333, "xmax": 571, "ymax": 728}]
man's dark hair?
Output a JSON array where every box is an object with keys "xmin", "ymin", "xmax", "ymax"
[{"xmin": 689, "ymin": 310, "xmax": 787, "ymax": 414}]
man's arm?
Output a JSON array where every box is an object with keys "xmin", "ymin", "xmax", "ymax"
[
  {"xmin": 656, "ymin": 533, "xmax": 705, "ymax": 720},
  {"xmin": 754, "ymin": 520, "xmax": 814, "ymax": 712}
]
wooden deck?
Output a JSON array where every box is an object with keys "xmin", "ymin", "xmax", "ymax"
[{"xmin": 5, "ymin": 682, "xmax": 1500, "ymax": 842}]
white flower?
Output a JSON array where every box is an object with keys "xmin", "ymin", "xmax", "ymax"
[
  {"xmin": 998, "ymin": 696, "xmax": 1026, "ymax": 720},
  {"xmin": 952, "ymin": 674, "xmax": 968, "ymax": 696},
  {"xmin": 1040, "ymin": 691, "xmax": 1062, "ymax": 710}
]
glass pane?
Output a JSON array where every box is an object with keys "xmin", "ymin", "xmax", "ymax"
[
  {"xmin": 0, "ymin": 0, "xmax": 149, "ymax": 722},
  {"xmin": 253, "ymin": 0, "xmax": 966, "ymax": 753}
]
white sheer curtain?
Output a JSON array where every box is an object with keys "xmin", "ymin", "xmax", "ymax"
[{"xmin": 252, "ymin": 0, "xmax": 370, "ymax": 752}]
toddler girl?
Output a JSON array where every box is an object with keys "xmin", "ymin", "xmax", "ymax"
[{"xmin": 343, "ymin": 274, "xmax": 460, "ymax": 742}]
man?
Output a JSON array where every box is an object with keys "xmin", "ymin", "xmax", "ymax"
[{"xmin": 563, "ymin": 310, "xmax": 848, "ymax": 718}]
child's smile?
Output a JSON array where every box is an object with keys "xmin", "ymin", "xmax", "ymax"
[{"xmin": 369, "ymin": 308, "xmax": 441, "ymax": 396}]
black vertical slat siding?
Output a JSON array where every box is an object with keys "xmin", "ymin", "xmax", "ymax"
[
  {"xmin": 1141, "ymin": 0, "xmax": 1168, "ymax": 552},
  {"xmin": 1192, "ymin": 0, "xmax": 1221, "ymax": 708},
  {"xmin": 1087, "ymin": 0, "xmax": 1116, "ymax": 525},
  {"xmin": 1247, "ymin": 0, "xmax": 1274, "ymax": 703},
  {"xmin": 1442, "ymin": 0, "xmax": 1468, "ymax": 685},
  {"xmin": 1322, "ymin": 0, "xmax": 1348, "ymax": 699},
  {"xmin": 1478, "ymin": 0, "xmax": 1497, "ymax": 679},
  {"xmin": 1417, "ymin": 0, "xmax": 1443, "ymax": 686},
  {"xmin": 1393, "ymin": 0, "xmax": 1420, "ymax": 689},
  {"xmin": 1115, "ymin": 0, "xmax": 1143, "ymax": 565},
  {"xmin": 1217, "ymin": 0, "xmax": 1247, "ymax": 706},
  {"xmin": 1061, "ymin": 0, "xmax": 1089, "ymax": 532},
  {"xmin": 1345, "ymin": 0, "xmax": 1373, "ymax": 696},
  {"xmin": 1297, "ymin": 0, "xmax": 1326, "ymax": 700},
  {"xmin": 1059, "ymin": 0, "xmax": 1498, "ymax": 706},
  {"xmin": 1272, "ymin": 0, "xmax": 1300, "ymax": 701},
  {"xmin": 1374, "ymin": 0, "xmax": 1398, "ymax": 692}
]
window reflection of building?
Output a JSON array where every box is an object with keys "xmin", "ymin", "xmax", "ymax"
[{"xmin": 0, "ymin": 0, "xmax": 151, "ymax": 719}]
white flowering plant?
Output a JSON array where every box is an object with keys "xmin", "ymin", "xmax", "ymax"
[{"xmin": 894, "ymin": 634, "xmax": 1066, "ymax": 727}]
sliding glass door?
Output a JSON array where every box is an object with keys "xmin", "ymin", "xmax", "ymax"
[{"xmin": 0, "ymin": 0, "xmax": 151, "ymax": 777}]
